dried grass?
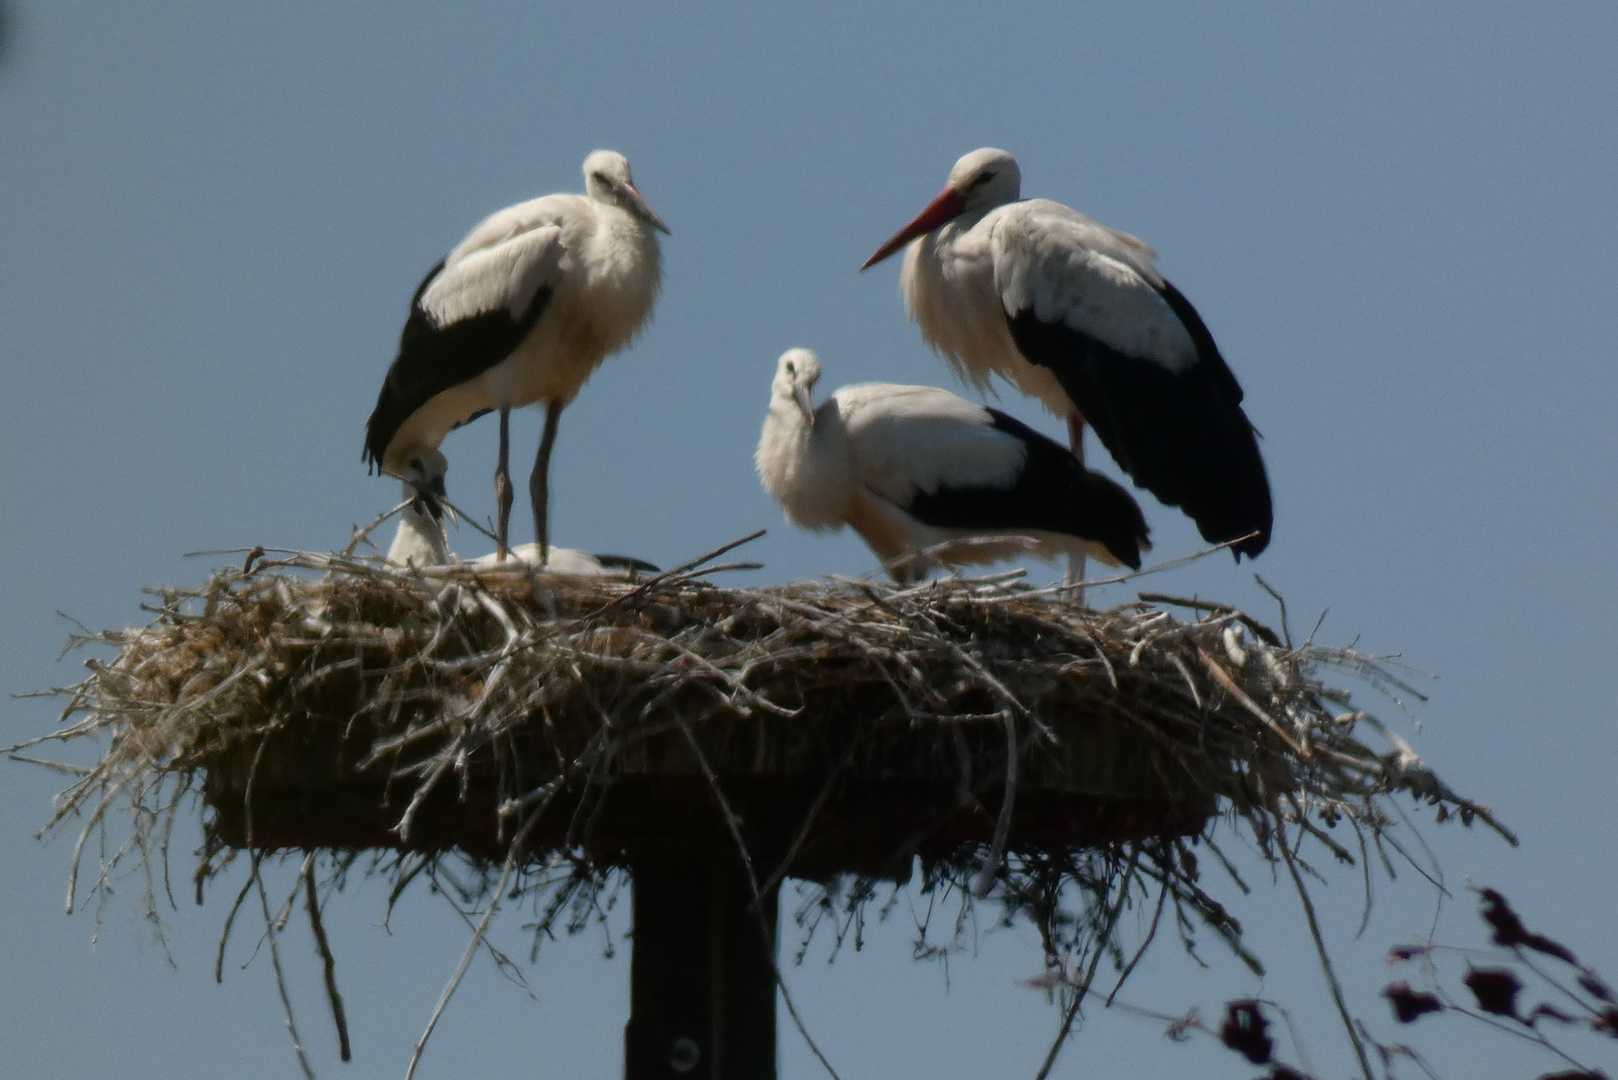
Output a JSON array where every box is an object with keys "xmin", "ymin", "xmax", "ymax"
[{"xmin": 10, "ymin": 535, "xmax": 1514, "ymax": 1077}]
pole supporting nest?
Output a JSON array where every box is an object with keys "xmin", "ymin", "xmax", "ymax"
[{"xmin": 626, "ymin": 843, "xmax": 779, "ymax": 1080}]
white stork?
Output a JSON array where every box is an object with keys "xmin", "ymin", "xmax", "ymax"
[
  {"xmin": 365, "ymin": 150, "xmax": 669, "ymax": 563},
  {"xmin": 755, "ymin": 348, "xmax": 1149, "ymax": 583},
  {"xmin": 465, "ymin": 544, "xmax": 658, "ymax": 579},
  {"xmin": 385, "ymin": 448, "xmax": 452, "ymax": 569},
  {"xmin": 860, "ymin": 148, "xmax": 1272, "ymax": 561},
  {"xmin": 383, "ymin": 449, "xmax": 658, "ymax": 577}
]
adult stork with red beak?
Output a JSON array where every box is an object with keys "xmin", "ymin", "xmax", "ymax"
[{"xmin": 861, "ymin": 148, "xmax": 1271, "ymax": 564}]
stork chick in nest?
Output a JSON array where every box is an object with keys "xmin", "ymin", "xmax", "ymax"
[
  {"xmin": 385, "ymin": 450, "xmax": 656, "ymax": 579},
  {"xmin": 386, "ymin": 449, "xmax": 452, "ymax": 568},
  {"xmin": 756, "ymin": 348, "xmax": 1149, "ymax": 583}
]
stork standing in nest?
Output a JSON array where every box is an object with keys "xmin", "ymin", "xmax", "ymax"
[
  {"xmin": 756, "ymin": 348, "xmax": 1149, "ymax": 584},
  {"xmin": 860, "ymin": 148, "xmax": 1272, "ymax": 579},
  {"xmin": 365, "ymin": 150, "xmax": 669, "ymax": 563}
]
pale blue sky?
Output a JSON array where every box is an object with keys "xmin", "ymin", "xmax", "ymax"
[{"xmin": 3, "ymin": 3, "xmax": 1616, "ymax": 1077}]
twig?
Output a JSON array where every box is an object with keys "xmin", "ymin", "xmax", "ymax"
[
  {"xmin": 1043, "ymin": 533, "xmax": 1260, "ymax": 597},
  {"xmin": 1031, "ymin": 853, "xmax": 1140, "ymax": 1080},
  {"xmin": 1277, "ymin": 820, "xmax": 1374, "ymax": 1080},
  {"xmin": 216, "ymin": 866, "xmax": 258, "ymax": 983},
  {"xmin": 598, "ymin": 529, "xmax": 767, "ymax": 612},
  {"xmin": 255, "ymin": 857, "xmax": 317, "ymax": 1080},
  {"xmin": 340, "ymin": 499, "xmax": 412, "ymax": 558},
  {"xmin": 304, "ymin": 859, "xmax": 352, "ymax": 1062},
  {"xmin": 973, "ymin": 711, "xmax": 1019, "ymax": 899},
  {"xmin": 1198, "ymin": 647, "xmax": 1307, "ymax": 757},
  {"xmin": 403, "ymin": 799, "xmax": 551, "ymax": 1080}
]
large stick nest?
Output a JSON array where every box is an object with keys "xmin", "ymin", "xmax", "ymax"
[{"xmin": 14, "ymin": 541, "xmax": 1512, "ymax": 1074}]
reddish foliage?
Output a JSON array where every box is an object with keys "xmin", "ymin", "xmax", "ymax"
[
  {"xmin": 1464, "ymin": 966, "xmax": 1523, "ymax": 1018},
  {"xmin": 1526, "ymin": 1004, "xmax": 1578, "ymax": 1027},
  {"xmin": 1581, "ymin": 974, "xmax": 1615, "ymax": 1004},
  {"xmin": 1383, "ymin": 981, "xmax": 1443, "ymax": 1024},
  {"xmin": 1220, "ymin": 1000, "xmax": 1273, "ymax": 1065},
  {"xmin": 1479, "ymin": 889, "xmax": 1578, "ymax": 964}
]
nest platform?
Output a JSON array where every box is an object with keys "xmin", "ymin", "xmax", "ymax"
[{"xmin": 23, "ymin": 548, "xmax": 1509, "ymax": 1080}]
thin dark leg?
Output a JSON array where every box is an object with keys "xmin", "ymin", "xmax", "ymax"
[
  {"xmin": 530, "ymin": 401, "xmax": 563, "ymax": 564},
  {"xmin": 1066, "ymin": 412, "xmax": 1087, "ymax": 592},
  {"xmin": 494, "ymin": 406, "xmax": 513, "ymax": 562}
]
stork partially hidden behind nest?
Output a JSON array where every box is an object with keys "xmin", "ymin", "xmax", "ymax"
[
  {"xmin": 384, "ymin": 449, "xmax": 657, "ymax": 579},
  {"xmin": 365, "ymin": 150, "xmax": 669, "ymax": 565},
  {"xmin": 756, "ymin": 348, "xmax": 1149, "ymax": 583},
  {"xmin": 386, "ymin": 449, "xmax": 451, "ymax": 569}
]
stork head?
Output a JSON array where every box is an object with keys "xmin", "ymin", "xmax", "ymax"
[
  {"xmin": 861, "ymin": 148, "xmax": 1021, "ymax": 270},
  {"xmin": 773, "ymin": 348, "xmax": 821, "ymax": 426},
  {"xmin": 583, "ymin": 150, "xmax": 671, "ymax": 235},
  {"xmin": 401, "ymin": 448, "xmax": 450, "ymax": 522}
]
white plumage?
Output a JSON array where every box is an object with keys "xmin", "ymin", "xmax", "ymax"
[
  {"xmin": 365, "ymin": 149, "xmax": 669, "ymax": 562},
  {"xmin": 464, "ymin": 544, "xmax": 656, "ymax": 580},
  {"xmin": 756, "ymin": 348, "xmax": 1149, "ymax": 583},
  {"xmin": 382, "ymin": 450, "xmax": 656, "ymax": 579},
  {"xmin": 385, "ymin": 449, "xmax": 452, "ymax": 569},
  {"xmin": 862, "ymin": 148, "xmax": 1271, "ymax": 560}
]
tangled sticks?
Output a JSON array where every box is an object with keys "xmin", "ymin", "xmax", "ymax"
[{"xmin": 15, "ymin": 540, "xmax": 1511, "ymax": 1078}]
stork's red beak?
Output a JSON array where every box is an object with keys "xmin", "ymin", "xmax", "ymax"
[{"xmin": 860, "ymin": 187, "xmax": 967, "ymax": 270}]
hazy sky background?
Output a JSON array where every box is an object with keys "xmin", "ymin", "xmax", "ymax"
[{"xmin": 3, "ymin": 3, "xmax": 1616, "ymax": 1077}]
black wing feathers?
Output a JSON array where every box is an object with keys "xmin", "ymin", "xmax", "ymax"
[
  {"xmin": 905, "ymin": 409, "xmax": 1149, "ymax": 569},
  {"xmin": 592, "ymin": 554, "xmax": 661, "ymax": 575},
  {"xmin": 362, "ymin": 262, "xmax": 553, "ymax": 471},
  {"xmin": 1154, "ymin": 279, "xmax": 1246, "ymax": 406},
  {"xmin": 1006, "ymin": 288, "xmax": 1271, "ymax": 559},
  {"xmin": 410, "ymin": 258, "xmax": 446, "ymax": 307}
]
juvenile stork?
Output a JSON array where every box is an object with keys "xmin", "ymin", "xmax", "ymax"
[
  {"xmin": 383, "ymin": 450, "xmax": 658, "ymax": 578},
  {"xmin": 385, "ymin": 448, "xmax": 452, "ymax": 569},
  {"xmin": 756, "ymin": 348, "xmax": 1149, "ymax": 583},
  {"xmin": 365, "ymin": 150, "xmax": 669, "ymax": 562},
  {"xmin": 466, "ymin": 544, "xmax": 658, "ymax": 579},
  {"xmin": 861, "ymin": 148, "xmax": 1271, "ymax": 561}
]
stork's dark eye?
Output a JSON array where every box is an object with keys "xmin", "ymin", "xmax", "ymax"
[
  {"xmin": 409, "ymin": 456, "xmax": 424, "ymax": 471},
  {"xmin": 784, "ymin": 362, "xmax": 795, "ymax": 377},
  {"xmin": 970, "ymin": 171, "xmax": 994, "ymax": 189}
]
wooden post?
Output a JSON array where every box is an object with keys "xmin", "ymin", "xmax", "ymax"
[{"xmin": 625, "ymin": 845, "xmax": 779, "ymax": 1080}]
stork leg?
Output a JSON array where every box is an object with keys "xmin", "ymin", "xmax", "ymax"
[
  {"xmin": 1066, "ymin": 413, "xmax": 1088, "ymax": 596},
  {"xmin": 530, "ymin": 401, "xmax": 564, "ymax": 565},
  {"xmin": 494, "ymin": 406, "xmax": 513, "ymax": 562}
]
